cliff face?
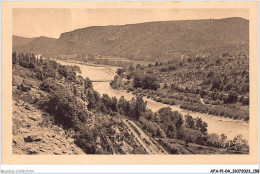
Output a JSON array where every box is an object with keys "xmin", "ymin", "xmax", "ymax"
[
  {"xmin": 12, "ymin": 100, "xmax": 85, "ymax": 155},
  {"xmin": 13, "ymin": 17, "xmax": 249, "ymax": 60}
]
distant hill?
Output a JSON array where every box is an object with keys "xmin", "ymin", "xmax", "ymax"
[
  {"xmin": 13, "ymin": 17, "xmax": 249, "ymax": 61},
  {"xmin": 13, "ymin": 35, "xmax": 36, "ymax": 47}
]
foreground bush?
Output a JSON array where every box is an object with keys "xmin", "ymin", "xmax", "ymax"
[{"xmin": 42, "ymin": 87, "xmax": 89, "ymax": 129}]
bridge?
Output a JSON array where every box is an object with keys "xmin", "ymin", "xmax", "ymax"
[{"xmin": 91, "ymin": 80, "xmax": 112, "ymax": 82}]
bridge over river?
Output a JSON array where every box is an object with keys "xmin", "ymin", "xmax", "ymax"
[{"xmin": 92, "ymin": 80, "xmax": 112, "ymax": 82}]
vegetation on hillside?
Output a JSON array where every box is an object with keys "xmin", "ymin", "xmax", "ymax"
[
  {"xmin": 110, "ymin": 52, "xmax": 249, "ymax": 121},
  {"xmin": 12, "ymin": 52, "xmax": 249, "ymax": 154}
]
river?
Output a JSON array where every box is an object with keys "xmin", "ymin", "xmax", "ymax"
[{"xmin": 56, "ymin": 60, "xmax": 249, "ymax": 141}]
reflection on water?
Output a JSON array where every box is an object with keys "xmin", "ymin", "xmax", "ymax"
[{"xmin": 57, "ymin": 60, "xmax": 249, "ymax": 140}]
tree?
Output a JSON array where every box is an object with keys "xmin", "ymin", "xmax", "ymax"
[
  {"xmin": 116, "ymin": 68, "xmax": 125, "ymax": 75},
  {"xmin": 118, "ymin": 96, "xmax": 129, "ymax": 115},
  {"xmin": 39, "ymin": 56, "xmax": 43, "ymax": 65},
  {"xmin": 74, "ymin": 128, "xmax": 97, "ymax": 154},
  {"xmin": 85, "ymin": 77, "xmax": 93, "ymax": 89},
  {"xmin": 242, "ymin": 97, "xmax": 249, "ymax": 105},
  {"xmin": 134, "ymin": 96, "xmax": 147, "ymax": 120},
  {"xmin": 101, "ymin": 94, "xmax": 112, "ymax": 110},
  {"xmin": 211, "ymin": 77, "xmax": 222, "ymax": 90},
  {"xmin": 58, "ymin": 66, "xmax": 68, "ymax": 78},
  {"xmin": 220, "ymin": 133, "xmax": 228, "ymax": 148},
  {"xmin": 156, "ymin": 128, "xmax": 166, "ymax": 138},
  {"xmin": 31, "ymin": 53, "xmax": 36, "ymax": 64},
  {"xmin": 19, "ymin": 61, "xmax": 28, "ymax": 68},
  {"xmin": 111, "ymin": 97, "xmax": 118, "ymax": 112},
  {"xmin": 12, "ymin": 52, "xmax": 17, "ymax": 64},
  {"xmin": 44, "ymin": 87, "xmax": 87, "ymax": 129},
  {"xmin": 86, "ymin": 90, "xmax": 97, "ymax": 110},
  {"xmin": 207, "ymin": 133, "xmax": 220, "ymax": 147},
  {"xmin": 173, "ymin": 111, "xmax": 183, "ymax": 129},
  {"xmin": 28, "ymin": 62, "xmax": 36, "ymax": 69},
  {"xmin": 194, "ymin": 117, "xmax": 208, "ymax": 134},
  {"xmin": 185, "ymin": 115, "xmax": 195, "ymax": 129},
  {"xmin": 133, "ymin": 74, "xmax": 142, "ymax": 88},
  {"xmin": 136, "ymin": 64, "xmax": 141, "ymax": 69},
  {"xmin": 225, "ymin": 90, "xmax": 238, "ymax": 103},
  {"xmin": 157, "ymin": 107, "xmax": 183, "ymax": 139},
  {"xmin": 141, "ymin": 75, "xmax": 160, "ymax": 90}
]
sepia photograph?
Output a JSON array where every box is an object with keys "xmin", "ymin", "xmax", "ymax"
[{"xmin": 1, "ymin": 1, "xmax": 258, "ymax": 165}]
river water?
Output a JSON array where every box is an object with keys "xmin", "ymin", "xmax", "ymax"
[{"xmin": 56, "ymin": 60, "xmax": 249, "ymax": 140}]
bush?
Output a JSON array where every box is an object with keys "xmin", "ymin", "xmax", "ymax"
[
  {"xmin": 179, "ymin": 128, "xmax": 206, "ymax": 144},
  {"xmin": 34, "ymin": 68, "xmax": 44, "ymax": 81},
  {"xmin": 58, "ymin": 66, "xmax": 68, "ymax": 78},
  {"xmin": 19, "ymin": 61, "xmax": 28, "ymax": 68},
  {"xmin": 116, "ymin": 68, "xmax": 125, "ymax": 75},
  {"xmin": 66, "ymin": 72, "xmax": 76, "ymax": 82},
  {"xmin": 28, "ymin": 62, "xmax": 36, "ymax": 69},
  {"xmin": 17, "ymin": 83, "xmax": 31, "ymax": 92},
  {"xmin": 39, "ymin": 79, "xmax": 57, "ymax": 92},
  {"xmin": 42, "ymin": 87, "xmax": 88, "ymax": 129},
  {"xmin": 242, "ymin": 97, "xmax": 249, "ymax": 105},
  {"xmin": 74, "ymin": 129, "xmax": 97, "ymax": 154},
  {"xmin": 228, "ymin": 135, "xmax": 249, "ymax": 152},
  {"xmin": 133, "ymin": 74, "xmax": 160, "ymax": 90},
  {"xmin": 225, "ymin": 91, "xmax": 238, "ymax": 103},
  {"xmin": 207, "ymin": 133, "xmax": 220, "ymax": 147}
]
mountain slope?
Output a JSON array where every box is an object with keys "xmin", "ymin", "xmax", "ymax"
[
  {"xmin": 13, "ymin": 35, "xmax": 36, "ymax": 47},
  {"xmin": 13, "ymin": 17, "xmax": 249, "ymax": 61}
]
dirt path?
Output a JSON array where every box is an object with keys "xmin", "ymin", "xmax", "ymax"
[
  {"xmin": 200, "ymin": 98, "xmax": 205, "ymax": 104},
  {"xmin": 127, "ymin": 120, "xmax": 167, "ymax": 154},
  {"xmin": 122, "ymin": 119, "xmax": 153, "ymax": 154},
  {"xmin": 122, "ymin": 119, "xmax": 167, "ymax": 154}
]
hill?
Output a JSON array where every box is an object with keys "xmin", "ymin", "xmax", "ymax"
[
  {"xmin": 13, "ymin": 35, "xmax": 36, "ymax": 47},
  {"xmin": 13, "ymin": 17, "xmax": 249, "ymax": 61}
]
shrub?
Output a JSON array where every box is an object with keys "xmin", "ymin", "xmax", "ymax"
[
  {"xmin": 225, "ymin": 91, "xmax": 238, "ymax": 103},
  {"xmin": 207, "ymin": 133, "xmax": 220, "ymax": 147},
  {"xmin": 42, "ymin": 87, "xmax": 88, "ymax": 129},
  {"xmin": 17, "ymin": 83, "xmax": 31, "ymax": 92},
  {"xmin": 34, "ymin": 68, "xmax": 44, "ymax": 81},
  {"xmin": 133, "ymin": 74, "xmax": 160, "ymax": 90},
  {"xmin": 19, "ymin": 61, "xmax": 28, "ymax": 68},
  {"xmin": 58, "ymin": 66, "xmax": 68, "ymax": 78},
  {"xmin": 242, "ymin": 97, "xmax": 249, "ymax": 105},
  {"xmin": 39, "ymin": 79, "xmax": 57, "ymax": 92},
  {"xmin": 74, "ymin": 128, "xmax": 97, "ymax": 154},
  {"xmin": 184, "ymin": 115, "xmax": 195, "ymax": 129},
  {"xmin": 28, "ymin": 62, "xmax": 36, "ymax": 69},
  {"xmin": 179, "ymin": 128, "xmax": 207, "ymax": 144},
  {"xmin": 116, "ymin": 68, "xmax": 125, "ymax": 75},
  {"xmin": 228, "ymin": 135, "xmax": 249, "ymax": 152}
]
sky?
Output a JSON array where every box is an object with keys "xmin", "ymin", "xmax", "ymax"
[{"xmin": 13, "ymin": 8, "xmax": 249, "ymax": 38}]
